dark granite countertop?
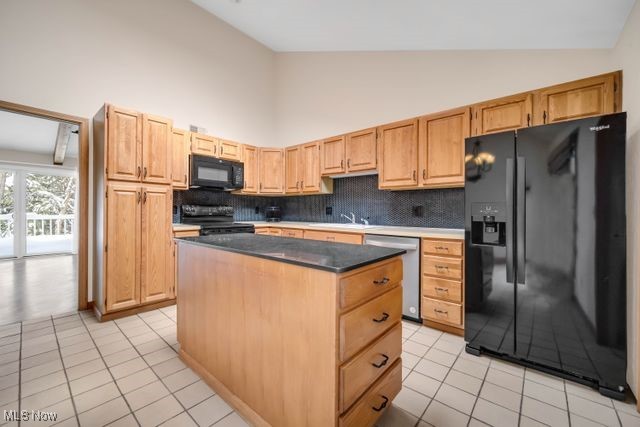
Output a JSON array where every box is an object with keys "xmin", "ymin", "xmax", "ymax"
[{"xmin": 177, "ymin": 234, "xmax": 405, "ymax": 273}]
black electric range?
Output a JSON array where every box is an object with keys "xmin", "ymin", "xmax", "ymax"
[{"xmin": 180, "ymin": 205, "xmax": 255, "ymax": 236}]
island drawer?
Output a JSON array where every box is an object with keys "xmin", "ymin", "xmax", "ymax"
[
  {"xmin": 339, "ymin": 323, "xmax": 402, "ymax": 412},
  {"xmin": 339, "ymin": 286, "xmax": 402, "ymax": 361},
  {"xmin": 423, "ymin": 276, "xmax": 462, "ymax": 303},
  {"xmin": 281, "ymin": 228, "xmax": 304, "ymax": 238},
  {"xmin": 422, "ymin": 297, "xmax": 462, "ymax": 326},
  {"xmin": 339, "ymin": 258, "xmax": 402, "ymax": 310},
  {"xmin": 422, "ymin": 255, "xmax": 462, "ymax": 280},
  {"xmin": 173, "ymin": 230, "xmax": 200, "ymax": 238},
  {"xmin": 339, "ymin": 359, "xmax": 402, "ymax": 427},
  {"xmin": 422, "ymin": 239, "xmax": 463, "ymax": 257}
]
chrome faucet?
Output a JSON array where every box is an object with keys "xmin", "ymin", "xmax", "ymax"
[
  {"xmin": 360, "ymin": 218, "xmax": 369, "ymax": 225},
  {"xmin": 340, "ymin": 212, "xmax": 356, "ymax": 223}
]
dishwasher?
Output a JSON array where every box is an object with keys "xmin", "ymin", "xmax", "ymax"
[{"xmin": 364, "ymin": 234, "xmax": 421, "ymax": 323}]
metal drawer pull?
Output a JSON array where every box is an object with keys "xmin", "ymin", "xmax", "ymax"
[
  {"xmin": 372, "ymin": 396, "xmax": 389, "ymax": 412},
  {"xmin": 373, "ymin": 277, "xmax": 390, "ymax": 285},
  {"xmin": 434, "ymin": 309, "xmax": 448, "ymax": 315},
  {"xmin": 435, "ymin": 265, "xmax": 449, "ymax": 271},
  {"xmin": 372, "ymin": 312, "xmax": 389, "ymax": 323},
  {"xmin": 434, "ymin": 246, "xmax": 449, "ymax": 251},
  {"xmin": 434, "ymin": 287, "xmax": 449, "ymax": 293},
  {"xmin": 371, "ymin": 354, "xmax": 389, "ymax": 368}
]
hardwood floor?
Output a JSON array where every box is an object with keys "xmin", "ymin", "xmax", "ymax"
[{"xmin": 0, "ymin": 254, "xmax": 77, "ymax": 325}]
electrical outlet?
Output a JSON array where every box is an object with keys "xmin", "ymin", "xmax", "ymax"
[
  {"xmin": 326, "ymin": 206, "xmax": 333, "ymax": 215},
  {"xmin": 255, "ymin": 206, "xmax": 260, "ymax": 214},
  {"xmin": 412, "ymin": 206, "xmax": 424, "ymax": 217}
]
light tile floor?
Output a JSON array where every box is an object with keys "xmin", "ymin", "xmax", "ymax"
[{"xmin": 0, "ymin": 308, "xmax": 639, "ymax": 427}]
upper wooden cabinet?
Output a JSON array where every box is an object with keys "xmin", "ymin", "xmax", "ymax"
[
  {"xmin": 419, "ymin": 108, "xmax": 469, "ymax": 188},
  {"xmin": 171, "ymin": 128, "xmax": 189, "ymax": 189},
  {"xmin": 106, "ymin": 105, "xmax": 142, "ymax": 182},
  {"xmin": 301, "ymin": 141, "xmax": 325, "ymax": 193},
  {"xmin": 345, "ymin": 128, "xmax": 377, "ymax": 172},
  {"xmin": 471, "ymin": 93, "xmax": 533, "ymax": 136},
  {"xmin": 321, "ymin": 136, "xmax": 346, "ymax": 175},
  {"xmin": 241, "ymin": 145, "xmax": 259, "ymax": 193},
  {"xmin": 377, "ymin": 119, "xmax": 419, "ymax": 189},
  {"xmin": 142, "ymin": 114, "xmax": 172, "ymax": 185},
  {"xmin": 190, "ymin": 133, "xmax": 216, "ymax": 157},
  {"xmin": 534, "ymin": 72, "xmax": 619, "ymax": 125},
  {"xmin": 285, "ymin": 145, "xmax": 302, "ymax": 194},
  {"xmin": 259, "ymin": 148, "xmax": 284, "ymax": 194},
  {"xmin": 218, "ymin": 139, "xmax": 242, "ymax": 162}
]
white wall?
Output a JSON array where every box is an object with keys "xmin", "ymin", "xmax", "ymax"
[
  {"xmin": 0, "ymin": 0, "xmax": 276, "ymax": 146},
  {"xmin": 274, "ymin": 50, "xmax": 615, "ymax": 146},
  {"xmin": 612, "ymin": 0, "xmax": 640, "ymax": 397}
]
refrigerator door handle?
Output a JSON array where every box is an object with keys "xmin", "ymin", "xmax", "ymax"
[
  {"xmin": 506, "ymin": 158, "xmax": 514, "ymax": 284},
  {"xmin": 516, "ymin": 156, "xmax": 526, "ymax": 284}
]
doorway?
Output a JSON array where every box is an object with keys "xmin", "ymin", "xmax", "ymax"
[{"xmin": 0, "ymin": 100, "xmax": 88, "ymax": 324}]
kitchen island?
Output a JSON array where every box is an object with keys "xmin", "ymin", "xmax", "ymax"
[{"xmin": 176, "ymin": 234, "xmax": 405, "ymax": 427}]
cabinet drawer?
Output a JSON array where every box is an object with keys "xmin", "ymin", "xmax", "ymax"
[
  {"xmin": 339, "ymin": 258, "xmax": 402, "ymax": 310},
  {"xmin": 340, "ymin": 323, "xmax": 402, "ymax": 412},
  {"xmin": 423, "ymin": 239, "xmax": 462, "ymax": 257},
  {"xmin": 340, "ymin": 286, "xmax": 402, "ymax": 361},
  {"xmin": 304, "ymin": 230, "xmax": 363, "ymax": 245},
  {"xmin": 339, "ymin": 359, "xmax": 402, "ymax": 427},
  {"xmin": 422, "ymin": 298, "xmax": 462, "ymax": 327},
  {"xmin": 173, "ymin": 230, "xmax": 200, "ymax": 238},
  {"xmin": 423, "ymin": 255, "xmax": 462, "ymax": 280},
  {"xmin": 267, "ymin": 228, "xmax": 282, "ymax": 236},
  {"xmin": 254, "ymin": 229, "xmax": 269, "ymax": 235},
  {"xmin": 281, "ymin": 228, "xmax": 303, "ymax": 239},
  {"xmin": 423, "ymin": 276, "xmax": 462, "ymax": 303}
]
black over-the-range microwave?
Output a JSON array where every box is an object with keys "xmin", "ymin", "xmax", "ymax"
[{"xmin": 189, "ymin": 154, "xmax": 244, "ymax": 191}]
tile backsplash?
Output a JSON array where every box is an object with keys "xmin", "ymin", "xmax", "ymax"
[{"xmin": 173, "ymin": 174, "xmax": 464, "ymax": 228}]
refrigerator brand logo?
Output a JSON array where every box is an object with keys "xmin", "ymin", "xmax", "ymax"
[{"xmin": 590, "ymin": 125, "xmax": 610, "ymax": 131}]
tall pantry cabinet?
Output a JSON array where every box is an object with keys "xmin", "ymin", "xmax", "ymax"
[{"xmin": 93, "ymin": 104, "xmax": 175, "ymax": 320}]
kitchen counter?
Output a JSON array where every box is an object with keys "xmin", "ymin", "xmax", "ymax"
[
  {"xmin": 243, "ymin": 221, "xmax": 464, "ymax": 240},
  {"xmin": 177, "ymin": 233, "xmax": 405, "ymax": 273},
  {"xmin": 172, "ymin": 223, "xmax": 201, "ymax": 232}
]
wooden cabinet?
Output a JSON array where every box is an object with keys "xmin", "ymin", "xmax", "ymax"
[
  {"xmin": 534, "ymin": 73, "xmax": 618, "ymax": 125},
  {"xmin": 301, "ymin": 141, "xmax": 324, "ymax": 193},
  {"xmin": 141, "ymin": 185, "xmax": 173, "ymax": 303},
  {"xmin": 345, "ymin": 128, "xmax": 377, "ymax": 172},
  {"xmin": 285, "ymin": 146, "xmax": 302, "ymax": 194},
  {"xmin": 105, "ymin": 183, "xmax": 141, "ymax": 312},
  {"xmin": 421, "ymin": 238, "xmax": 464, "ymax": 333},
  {"xmin": 281, "ymin": 228, "xmax": 304, "ymax": 238},
  {"xmin": 377, "ymin": 119, "xmax": 419, "ymax": 189},
  {"xmin": 171, "ymin": 129, "xmax": 189, "ymax": 189},
  {"xmin": 141, "ymin": 114, "xmax": 172, "ymax": 184},
  {"xmin": 258, "ymin": 148, "xmax": 284, "ymax": 194},
  {"xmin": 172, "ymin": 227, "xmax": 200, "ymax": 299},
  {"xmin": 321, "ymin": 136, "xmax": 345, "ymax": 175},
  {"xmin": 218, "ymin": 139, "xmax": 242, "ymax": 162},
  {"xmin": 419, "ymin": 108, "xmax": 469, "ymax": 188},
  {"xmin": 190, "ymin": 133, "xmax": 216, "ymax": 157},
  {"xmin": 304, "ymin": 230, "xmax": 363, "ymax": 245},
  {"xmin": 471, "ymin": 93, "xmax": 533, "ymax": 136},
  {"xmin": 106, "ymin": 105, "xmax": 141, "ymax": 182},
  {"xmin": 241, "ymin": 145, "xmax": 259, "ymax": 193}
]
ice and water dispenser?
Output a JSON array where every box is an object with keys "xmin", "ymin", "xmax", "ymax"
[{"xmin": 471, "ymin": 203, "xmax": 506, "ymax": 246}]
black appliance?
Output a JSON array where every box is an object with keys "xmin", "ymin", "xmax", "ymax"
[
  {"xmin": 190, "ymin": 154, "xmax": 244, "ymax": 191},
  {"xmin": 464, "ymin": 113, "xmax": 627, "ymax": 399},
  {"xmin": 181, "ymin": 205, "xmax": 254, "ymax": 235},
  {"xmin": 265, "ymin": 206, "xmax": 282, "ymax": 222}
]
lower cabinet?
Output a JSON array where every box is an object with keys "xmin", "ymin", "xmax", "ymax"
[
  {"xmin": 304, "ymin": 230, "xmax": 363, "ymax": 245},
  {"xmin": 172, "ymin": 228, "xmax": 200, "ymax": 299},
  {"xmin": 420, "ymin": 238, "xmax": 464, "ymax": 333},
  {"xmin": 103, "ymin": 183, "xmax": 173, "ymax": 314}
]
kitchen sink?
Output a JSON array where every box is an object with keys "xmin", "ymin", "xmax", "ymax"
[{"xmin": 307, "ymin": 223, "xmax": 378, "ymax": 229}]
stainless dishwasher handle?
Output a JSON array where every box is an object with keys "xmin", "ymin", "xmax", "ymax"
[{"xmin": 365, "ymin": 241, "xmax": 418, "ymax": 251}]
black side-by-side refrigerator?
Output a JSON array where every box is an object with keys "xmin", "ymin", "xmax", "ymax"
[{"xmin": 464, "ymin": 112, "xmax": 627, "ymax": 399}]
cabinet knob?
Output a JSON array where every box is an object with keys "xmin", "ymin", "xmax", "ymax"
[
  {"xmin": 423, "ymin": 169, "xmax": 426, "ymax": 180},
  {"xmin": 372, "ymin": 396, "xmax": 389, "ymax": 412},
  {"xmin": 341, "ymin": 159, "xmax": 344, "ymax": 168},
  {"xmin": 143, "ymin": 167, "xmax": 147, "ymax": 178},
  {"xmin": 347, "ymin": 159, "xmax": 351, "ymax": 169},
  {"xmin": 371, "ymin": 354, "xmax": 389, "ymax": 369},
  {"xmin": 184, "ymin": 174, "xmax": 187, "ymax": 184},
  {"xmin": 372, "ymin": 312, "xmax": 389, "ymax": 323},
  {"xmin": 413, "ymin": 170, "xmax": 417, "ymax": 181},
  {"xmin": 220, "ymin": 146, "xmax": 224, "ymax": 154},
  {"xmin": 373, "ymin": 277, "xmax": 389, "ymax": 285},
  {"xmin": 137, "ymin": 166, "xmax": 141, "ymax": 177}
]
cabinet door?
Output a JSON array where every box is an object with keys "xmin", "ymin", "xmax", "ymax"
[
  {"xmin": 141, "ymin": 185, "xmax": 173, "ymax": 303},
  {"xmin": 105, "ymin": 183, "xmax": 141, "ymax": 312},
  {"xmin": 301, "ymin": 141, "xmax": 321, "ymax": 193},
  {"xmin": 346, "ymin": 128, "xmax": 377, "ymax": 172},
  {"xmin": 377, "ymin": 119, "xmax": 419, "ymax": 189},
  {"xmin": 142, "ymin": 114, "xmax": 172, "ymax": 184},
  {"xmin": 471, "ymin": 93, "xmax": 533, "ymax": 136},
  {"xmin": 259, "ymin": 148, "xmax": 284, "ymax": 194},
  {"xmin": 106, "ymin": 105, "xmax": 141, "ymax": 182},
  {"xmin": 171, "ymin": 128, "xmax": 189, "ymax": 189},
  {"xmin": 191, "ymin": 133, "xmax": 217, "ymax": 157},
  {"xmin": 534, "ymin": 73, "xmax": 616, "ymax": 125},
  {"xmin": 419, "ymin": 108, "xmax": 469, "ymax": 188},
  {"xmin": 218, "ymin": 139, "xmax": 242, "ymax": 162},
  {"xmin": 285, "ymin": 146, "xmax": 302, "ymax": 193},
  {"xmin": 320, "ymin": 136, "xmax": 345, "ymax": 175},
  {"xmin": 242, "ymin": 145, "xmax": 259, "ymax": 193}
]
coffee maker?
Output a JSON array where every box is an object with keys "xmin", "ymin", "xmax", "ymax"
[{"xmin": 265, "ymin": 206, "xmax": 282, "ymax": 222}]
